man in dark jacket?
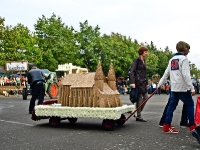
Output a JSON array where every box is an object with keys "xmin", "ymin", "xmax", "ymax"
[
  {"xmin": 28, "ymin": 65, "xmax": 45, "ymax": 114},
  {"xmin": 130, "ymin": 46, "xmax": 149, "ymax": 122}
]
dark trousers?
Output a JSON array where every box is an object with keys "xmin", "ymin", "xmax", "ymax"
[
  {"xmin": 159, "ymin": 91, "xmax": 188, "ymax": 125},
  {"xmin": 29, "ymin": 82, "xmax": 45, "ymax": 112}
]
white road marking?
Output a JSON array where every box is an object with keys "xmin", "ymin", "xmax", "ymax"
[
  {"xmin": 0, "ymin": 104, "xmax": 14, "ymax": 109},
  {"xmin": 0, "ymin": 119, "xmax": 33, "ymax": 126}
]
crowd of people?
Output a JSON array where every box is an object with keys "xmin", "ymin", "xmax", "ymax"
[
  {"xmin": 116, "ymin": 77, "xmax": 130, "ymax": 95},
  {"xmin": 147, "ymin": 81, "xmax": 170, "ymax": 95},
  {"xmin": 0, "ymin": 75, "xmax": 27, "ymax": 86},
  {"xmin": 116, "ymin": 78, "xmax": 170, "ymax": 95}
]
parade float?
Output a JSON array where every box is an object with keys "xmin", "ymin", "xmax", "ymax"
[{"xmin": 32, "ymin": 60, "xmax": 136, "ymax": 130}]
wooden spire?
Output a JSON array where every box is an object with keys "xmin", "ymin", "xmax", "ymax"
[{"xmin": 94, "ymin": 57, "xmax": 105, "ymax": 80}]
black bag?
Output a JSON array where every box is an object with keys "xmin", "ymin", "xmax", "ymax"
[{"xmin": 129, "ymin": 88, "xmax": 139, "ymax": 104}]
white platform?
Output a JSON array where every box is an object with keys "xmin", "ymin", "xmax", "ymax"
[{"xmin": 35, "ymin": 104, "xmax": 136, "ymax": 120}]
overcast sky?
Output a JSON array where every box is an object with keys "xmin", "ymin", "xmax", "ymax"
[{"xmin": 1, "ymin": 0, "xmax": 200, "ymax": 68}]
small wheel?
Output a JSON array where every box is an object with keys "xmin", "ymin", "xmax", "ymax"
[
  {"xmin": 49, "ymin": 117, "xmax": 60, "ymax": 127},
  {"xmin": 116, "ymin": 114, "xmax": 126, "ymax": 125},
  {"xmin": 102, "ymin": 119, "xmax": 116, "ymax": 131},
  {"xmin": 68, "ymin": 118, "xmax": 78, "ymax": 123}
]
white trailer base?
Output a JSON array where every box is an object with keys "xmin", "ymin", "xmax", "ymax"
[{"xmin": 32, "ymin": 103, "xmax": 136, "ymax": 131}]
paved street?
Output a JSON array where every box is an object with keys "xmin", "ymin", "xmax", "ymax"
[{"xmin": 0, "ymin": 94, "xmax": 200, "ymax": 150}]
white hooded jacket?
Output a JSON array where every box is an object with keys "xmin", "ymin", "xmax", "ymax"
[{"xmin": 158, "ymin": 53, "xmax": 195, "ymax": 92}]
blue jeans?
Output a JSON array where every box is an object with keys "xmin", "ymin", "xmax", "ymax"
[
  {"xmin": 159, "ymin": 93, "xmax": 188, "ymax": 125},
  {"xmin": 164, "ymin": 91, "xmax": 195, "ymax": 126}
]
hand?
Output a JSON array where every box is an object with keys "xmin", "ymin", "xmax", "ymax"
[
  {"xmin": 130, "ymin": 84, "xmax": 135, "ymax": 88},
  {"xmin": 191, "ymin": 91, "xmax": 195, "ymax": 96}
]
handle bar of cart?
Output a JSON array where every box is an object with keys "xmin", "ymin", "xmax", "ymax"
[{"xmin": 121, "ymin": 88, "xmax": 158, "ymax": 121}]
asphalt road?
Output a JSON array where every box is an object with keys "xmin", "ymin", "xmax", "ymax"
[{"xmin": 0, "ymin": 94, "xmax": 200, "ymax": 150}]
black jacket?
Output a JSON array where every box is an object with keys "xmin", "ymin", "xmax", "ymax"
[
  {"xmin": 28, "ymin": 68, "xmax": 45, "ymax": 85},
  {"xmin": 129, "ymin": 57, "xmax": 148, "ymax": 93}
]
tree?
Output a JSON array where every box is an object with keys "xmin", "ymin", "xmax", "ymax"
[
  {"xmin": 146, "ymin": 53, "xmax": 159, "ymax": 79},
  {"xmin": 34, "ymin": 13, "xmax": 77, "ymax": 70},
  {"xmin": 100, "ymin": 34, "xmax": 140, "ymax": 77},
  {"xmin": 0, "ymin": 21, "xmax": 39, "ymax": 66},
  {"xmin": 190, "ymin": 62, "xmax": 200, "ymax": 78},
  {"xmin": 0, "ymin": 17, "xmax": 6, "ymax": 66},
  {"xmin": 2, "ymin": 14, "xmax": 199, "ymax": 79},
  {"xmin": 145, "ymin": 42, "xmax": 173, "ymax": 79},
  {"xmin": 75, "ymin": 20, "xmax": 101, "ymax": 71}
]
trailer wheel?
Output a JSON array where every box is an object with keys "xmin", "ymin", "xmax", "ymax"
[
  {"xmin": 49, "ymin": 117, "xmax": 60, "ymax": 127},
  {"xmin": 47, "ymin": 83, "xmax": 59, "ymax": 99},
  {"xmin": 22, "ymin": 88, "xmax": 27, "ymax": 100},
  {"xmin": 102, "ymin": 119, "xmax": 115, "ymax": 131},
  {"xmin": 68, "ymin": 118, "xmax": 78, "ymax": 124},
  {"xmin": 116, "ymin": 114, "xmax": 126, "ymax": 125}
]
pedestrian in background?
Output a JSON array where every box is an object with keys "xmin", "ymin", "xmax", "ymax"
[
  {"xmin": 28, "ymin": 65, "xmax": 46, "ymax": 114},
  {"xmin": 152, "ymin": 82, "xmax": 156, "ymax": 93},
  {"xmin": 165, "ymin": 83, "xmax": 169, "ymax": 95},
  {"xmin": 157, "ymin": 41, "xmax": 196, "ymax": 133},
  {"xmin": 130, "ymin": 46, "xmax": 149, "ymax": 122}
]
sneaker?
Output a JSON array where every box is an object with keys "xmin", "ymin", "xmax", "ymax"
[
  {"xmin": 162, "ymin": 124, "xmax": 179, "ymax": 133},
  {"xmin": 190, "ymin": 124, "xmax": 197, "ymax": 131},
  {"xmin": 191, "ymin": 129, "xmax": 200, "ymax": 144},
  {"xmin": 180, "ymin": 122, "xmax": 190, "ymax": 128}
]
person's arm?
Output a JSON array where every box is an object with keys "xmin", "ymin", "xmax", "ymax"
[
  {"xmin": 129, "ymin": 58, "xmax": 138, "ymax": 88},
  {"xmin": 40, "ymin": 70, "xmax": 48, "ymax": 81},
  {"xmin": 27, "ymin": 72, "xmax": 31, "ymax": 84}
]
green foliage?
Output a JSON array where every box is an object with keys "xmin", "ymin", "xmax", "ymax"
[
  {"xmin": 146, "ymin": 52, "xmax": 159, "ymax": 78},
  {"xmin": 75, "ymin": 20, "xmax": 101, "ymax": 71},
  {"xmin": 0, "ymin": 20, "xmax": 39, "ymax": 67},
  {"xmin": 99, "ymin": 34, "xmax": 140, "ymax": 77},
  {"xmin": 34, "ymin": 13, "xmax": 78, "ymax": 70},
  {"xmin": 190, "ymin": 62, "xmax": 200, "ymax": 78},
  {"xmin": 0, "ymin": 14, "xmax": 199, "ymax": 79}
]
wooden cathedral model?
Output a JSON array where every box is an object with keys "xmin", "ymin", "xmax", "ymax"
[{"xmin": 58, "ymin": 60, "xmax": 122, "ymax": 108}]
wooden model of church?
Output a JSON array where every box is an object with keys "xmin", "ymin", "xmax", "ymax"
[{"xmin": 58, "ymin": 60, "xmax": 122, "ymax": 108}]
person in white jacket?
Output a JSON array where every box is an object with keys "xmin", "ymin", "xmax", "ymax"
[{"xmin": 157, "ymin": 41, "xmax": 196, "ymax": 133}]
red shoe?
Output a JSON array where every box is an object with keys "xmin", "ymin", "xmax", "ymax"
[
  {"xmin": 190, "ymin": 124, "xmax": 197, "ymax": 131},
  {"xmin": 170, "ymin": 124, "xmax": 175, "ymax": 129},
  {"xmin": 162, "ymin": 124, "xmax": 179, "ymax": 133}
]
